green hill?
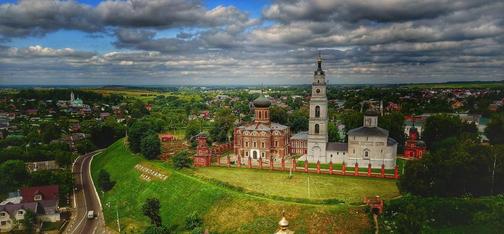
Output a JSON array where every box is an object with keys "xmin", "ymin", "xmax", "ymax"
[{"xmin": 91, "ymin": 139, "xmax": 399, "ymax": 233}]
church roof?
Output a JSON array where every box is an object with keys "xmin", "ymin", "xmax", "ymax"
[
  {"xmin": 238, "ymin": 122, "xmax": 288, "ymax": 131},
  {"xmin": 290, "ymin": 131, "xmax": 308, "ymax": 140},
  {"xmin": 253, "ymin": 95, "xmax": 271, "ymax": 108},
  {"xmin": 347, "ymin": 126, "xmax": 388, "ymax": 137},
  {"xmin": 327, "ymin": 142, "xmax": 348, "ymax": 151},
  {"xmin": 387, "ymin": 137, "xmax": 398, "ymax": 146}
]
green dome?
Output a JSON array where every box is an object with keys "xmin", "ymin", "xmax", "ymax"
[{"xmin": 253, "ymin": 95, "xmax": 271, "ymax": 108}]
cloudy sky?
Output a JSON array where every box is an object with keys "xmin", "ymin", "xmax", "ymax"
[{"xmin": 0, "ymin": 0, "xmax": 503, "ymax": 86}]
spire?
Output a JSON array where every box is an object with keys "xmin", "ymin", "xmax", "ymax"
[{"xmin": 317, "ymin": 51, "xmax": 322, "ymax": 71}]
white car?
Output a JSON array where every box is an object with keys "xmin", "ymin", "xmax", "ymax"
[{"xmin": 87, "ymin": 210, "xmax": 95, "ymax": 219}]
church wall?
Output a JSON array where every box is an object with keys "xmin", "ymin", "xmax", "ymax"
[{"xmin": 347, "ymin": 135, "xmax": 396, "ymax": 169}]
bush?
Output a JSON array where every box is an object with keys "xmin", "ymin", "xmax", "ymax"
[
  {"xmin": 141, "ymin": 133, "xmax": 161, "ymax": 160},
  {"xmin": 172, "ymin": 150, "xmax": 192, "ymax": 169},
  {"xmin": 185, "ymin": 211, "xmax": 203, "ymax": 230},
  {"xmin": 98, "ymin": 169, "xmax": 115, "ymax": 192}
]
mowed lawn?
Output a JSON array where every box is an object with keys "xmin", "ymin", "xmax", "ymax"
[
  {"xmin": 91, "ymin": 139, "xmax": 376, "ymax": 233},
  {"xmin": 194, "ymin": 167, "xmax": 400, "ymax": 203}
]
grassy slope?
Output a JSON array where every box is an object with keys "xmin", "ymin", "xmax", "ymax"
[
  {"xmin": 92, "ymin": 140, "xmax": 381, "ymax": 233},
  {"xmin": 194, "ymin": 167, "xmax": 399, "ymax": 203}
]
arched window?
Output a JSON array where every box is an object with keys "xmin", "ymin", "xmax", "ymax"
[
  {"xmin": 315, "ymin": 124, "xmax": 320, "ymax": 134},
  {"xmin": 315, "ymin": 106, "xmax": 320, "ymax": 118},
  {"xmin": 258, "ymin": 111, "xmax": 262, "ymax": 118},
  {"xmin": 253, "ymin": 151, "xmax": 258, "ymax": 159}
]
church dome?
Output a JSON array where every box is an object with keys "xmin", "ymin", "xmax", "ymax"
[
  {"xmin": 253, "ymin": 95, "xmax": 271, "ymax": 108},
  {"xmin": 364, "ymin": 109, "xmax": 379, "ymax": 116}
]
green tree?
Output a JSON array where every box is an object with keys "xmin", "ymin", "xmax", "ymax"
[
  {"xmin": 379, "ymin": 112, "xmax": 406, "ymax": 151},
  {"xmin": 210, "ymin": 108, "xmax": 235, "ymax": 143},
  {"xmin": 144, "ymin": 225, "xmax": 173, "ymax": 234},
  {"xmin": 172, "ymin": 150, "xmax": 192, "ymax": 169},
  {"xmin": 141, "ymin": 133, "xmax": 161, "ymax": 160},
  {"xmin": 185, "ymin": 211, "xmax": 203, "ymax": 230},
  {"xmin": 185, "ymin": 120, "xmax": 202, "ymax": 141},
  {"xmin": 288, "ymin": 109, "xmax": 309, "ymax": 133},
  {"xmin": 0, "ymin": 160, "xmax": 29, "ymax": 194},
  {"xmin": 422, "ymin": 114, "xmax": 477, "ymax": 150},
  {"xmin": 22, "ymin": 210, "xmax": 37, "ymax": 234},
  {"xmin": 340, "ymin": 110, "xmax": 364, "ymax": 135},
  {"xmin": 40, "ymin": 122, "xmax": 61, "ymax": 144},
  {"xmin": 270, "ymin": 106, "xmax": 288, "ymax": 125},
  {"xmin": 128, "ymin": 120, "xmax": 153, "ymax": 153},
  {"xmin": 328, "ymin": 122, "xmax": 341, "ymax": 142},
  {"xmin": 54, "ymin": 151, "xmax": 73, "ymax": 168},
  {"xmin": 143, "ymin": 198, "xmax": 162, "ymax": 227},
  {"xmin": 98, "ymin": 169, "xmax": 115, "ymax": 192},
  {"xmin": 485, "ymin": 113, "xmax": 504, "ymax": 145}
]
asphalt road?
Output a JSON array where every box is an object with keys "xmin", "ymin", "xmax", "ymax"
[{"xmin": 66, "ymin": 150, "xmax": 106, "ymax": 234}]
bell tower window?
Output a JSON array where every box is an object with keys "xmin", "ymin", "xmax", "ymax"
[
  {"xmin": 315, "ymin": 124, "xmax": 320, "ymax": 134},
  {"xmin": 315, "ymin": 106, "xmax": 320, "ymax": 118}
]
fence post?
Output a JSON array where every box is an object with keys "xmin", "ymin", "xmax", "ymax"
[
  {"xmin": 259, "ymin": 157, "xmax": 263, "ymax": 169},
  {"xmin": 304, "ymin": 160, "xmax": 308, "ymax": 173},
  {"xmin": 316, "ymin": 160, "xmax": 321, "ymax": 174},
  {"xmin": 367, "ymin": 163, "xmax": 372, "ymax": 176},
  {"xmin": 381, "ymin": 164, "xmax": 385, "ymax": 177},
  {"xmin": 354, "ymin": 163, "xmax": 359, "ymax": 176},
  {"xmin": 394, "ymin": 165, "xmax": 399, "ymax": 179},
  {"xmin": 281, "ymin": 157, "xmax": 285, "ymax": 171},
  {"xmin": 329, "ymin": 161, "xmax": 333, "ymax": 175},
  {"xmin": 269, "ymin": 156, "xmax": 274, "ymax": 170},
  {"xmin": 342, "ymin": 162, "xmax": 346, "ymax": 175},
  {"xmin": 248, "ymin": 156, "xmax": 252, "ymax": 168}
]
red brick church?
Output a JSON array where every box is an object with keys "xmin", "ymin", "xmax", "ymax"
[
  {"xmin": 233, "ymin": 94, "xmax": 290, "ymax": 162},
  {"xmin": 403, "ymin": 125, "xmax": 426, "ymax": 159}
]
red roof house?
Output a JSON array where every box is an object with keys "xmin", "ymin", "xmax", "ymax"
[{"xmin": 20, "ymin": 185, "xmax": 59, "ymax": 202}]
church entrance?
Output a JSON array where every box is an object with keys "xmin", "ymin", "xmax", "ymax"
[{"xmin": 251, "ymin": 150, "xmax": 259, "ymax": 159}]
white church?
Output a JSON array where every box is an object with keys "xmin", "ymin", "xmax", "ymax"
[{"xmin": 301, "ymin": 56, "xmax": 398, "ymax": 169}]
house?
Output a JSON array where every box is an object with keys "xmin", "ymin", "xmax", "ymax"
[
  {"xmin": 160, "ymin": 134, "xmax": 175, "ymax": 142},
  {"xmin": 0, "ymin": 202, "xmax": 38, "ymax": 232},
  {"xmin": 25, "ymin": 161, "xmax": 60, "ymax": 173},
  {"xmin": 20, "ymin": 185, "xmax": 60, "ymax": 222}
]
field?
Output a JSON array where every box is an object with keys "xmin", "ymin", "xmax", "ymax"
[
  {"xmin": 401, "ymin": 81, "xmax": 504, "ymax": 89},
  {"xmin": 193, "ymin": 167, "xmax": 399, "ymax": 203},
  {"xmin": 91, "ymin": 139, "xmax": 401, "ymax": 233}
]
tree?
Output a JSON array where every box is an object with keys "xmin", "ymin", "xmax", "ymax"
[
  {"xmin": 328, "ymin": 122, "xmax": 341, "ymax": 142},
  {"xmin": 143, "ymin": 198, "xmax": 162, "ymax": 227},
  {"xmin": 40, "ymin": 122, "xmax": 61, "ymax": 144},
  {"xmin": 379, "ymin": 112, "xmax": 406, "ymax": 152},
  {"xmin": 144, "ymin": 225, "xmax": 174, "ymax": 234},
  {"xmin": 210, "ymin": 108, "xmax": 235, "ymax": 143},
  {"xmin": 0, "ymin": 160, "xmax": 29, "ymax": 194},
  {"xmin": 485, "ymin": 113, "xmax": 504, "ymax": 145},
  {"xmin": 340, "ymin": 110, "xmax": 364, "ymax": 135},
  {"xmin": 288, "ymin": 109, "xmax": 309, "ymax": 133},
  {"xmin": 422, "ymin": 114, "xmax": 477, "ymax": 150},
  {"xmin": 22, "ymin": 210, "xmax": 37, "ymax": 234},
  {"xmin": 141, "ymin": 133, "xmax": 161, "ymax": 160},
  {"xmin": 128, "ymin": 120, "xmax": 153, "ymax": 153},
  {"xmin": 172, "ymin": 150, "xmax": 192, "ymax": 169},
  {"xmin": 75, "ymin": 139, "xmax": 97, "ymax": 154},
  {"xmin": 270, "ymin": 106, "xmax": 288, "ymax": 125},
  {"xmin": 98, "ymin": 169, "xmax": 115, "ymax": 192},
  {"xmin": 54, "ymin": 151, "xmax": 73, "ymax": 168},
  {"xmin": 185, "ymin": 120, "xmax": 202, "ymax": 142}
]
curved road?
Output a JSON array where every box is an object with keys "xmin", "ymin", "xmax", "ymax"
[{"xmin": 66, "ymin": 150, "xmax": 107, "ymax": 234}]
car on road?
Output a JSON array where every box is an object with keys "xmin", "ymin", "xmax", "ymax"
[{"xmin": 87, "ymin": 210, "xmax": 95, "ymax": 219}]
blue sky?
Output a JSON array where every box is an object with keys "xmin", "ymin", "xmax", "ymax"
[{"xmin": 0, "ymin": 0, "xmax": 502, "ymax": 85}]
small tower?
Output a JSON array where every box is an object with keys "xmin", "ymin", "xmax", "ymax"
[
  {"xmin": 253, "ymin": 94, "xmax": 271, "ymax": 125},
  {"xmin": 275, "ymin": 212, "xmax": 294, "ymax": 234},
  {"xmin": 193, "ymin": 133, "xmax": 211, "ymax": 167},
  {"xmin": 363, "ymin": 109, "xmax": 379, "ymax": 128},
  {"xmin": 70, "ymin": 91, "xmax": 75, "ymax": 102}
]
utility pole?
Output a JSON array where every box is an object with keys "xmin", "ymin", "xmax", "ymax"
[{"xmin": 116, "ymin": 202, "xmax": 121, "ymax": 233}]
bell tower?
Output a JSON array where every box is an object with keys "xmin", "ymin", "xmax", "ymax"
[{"xmin": 307, "ymin": 54, "xmax": 328, "ymax": 163}]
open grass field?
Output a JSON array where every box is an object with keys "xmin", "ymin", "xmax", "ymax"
[
  {"xmin": 91, "ymin": 139, "xmax": 385, "ymax": 233},
  {"xmin": 193, "ymin": 167, "xmax": 399, "ymax": 203}
]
